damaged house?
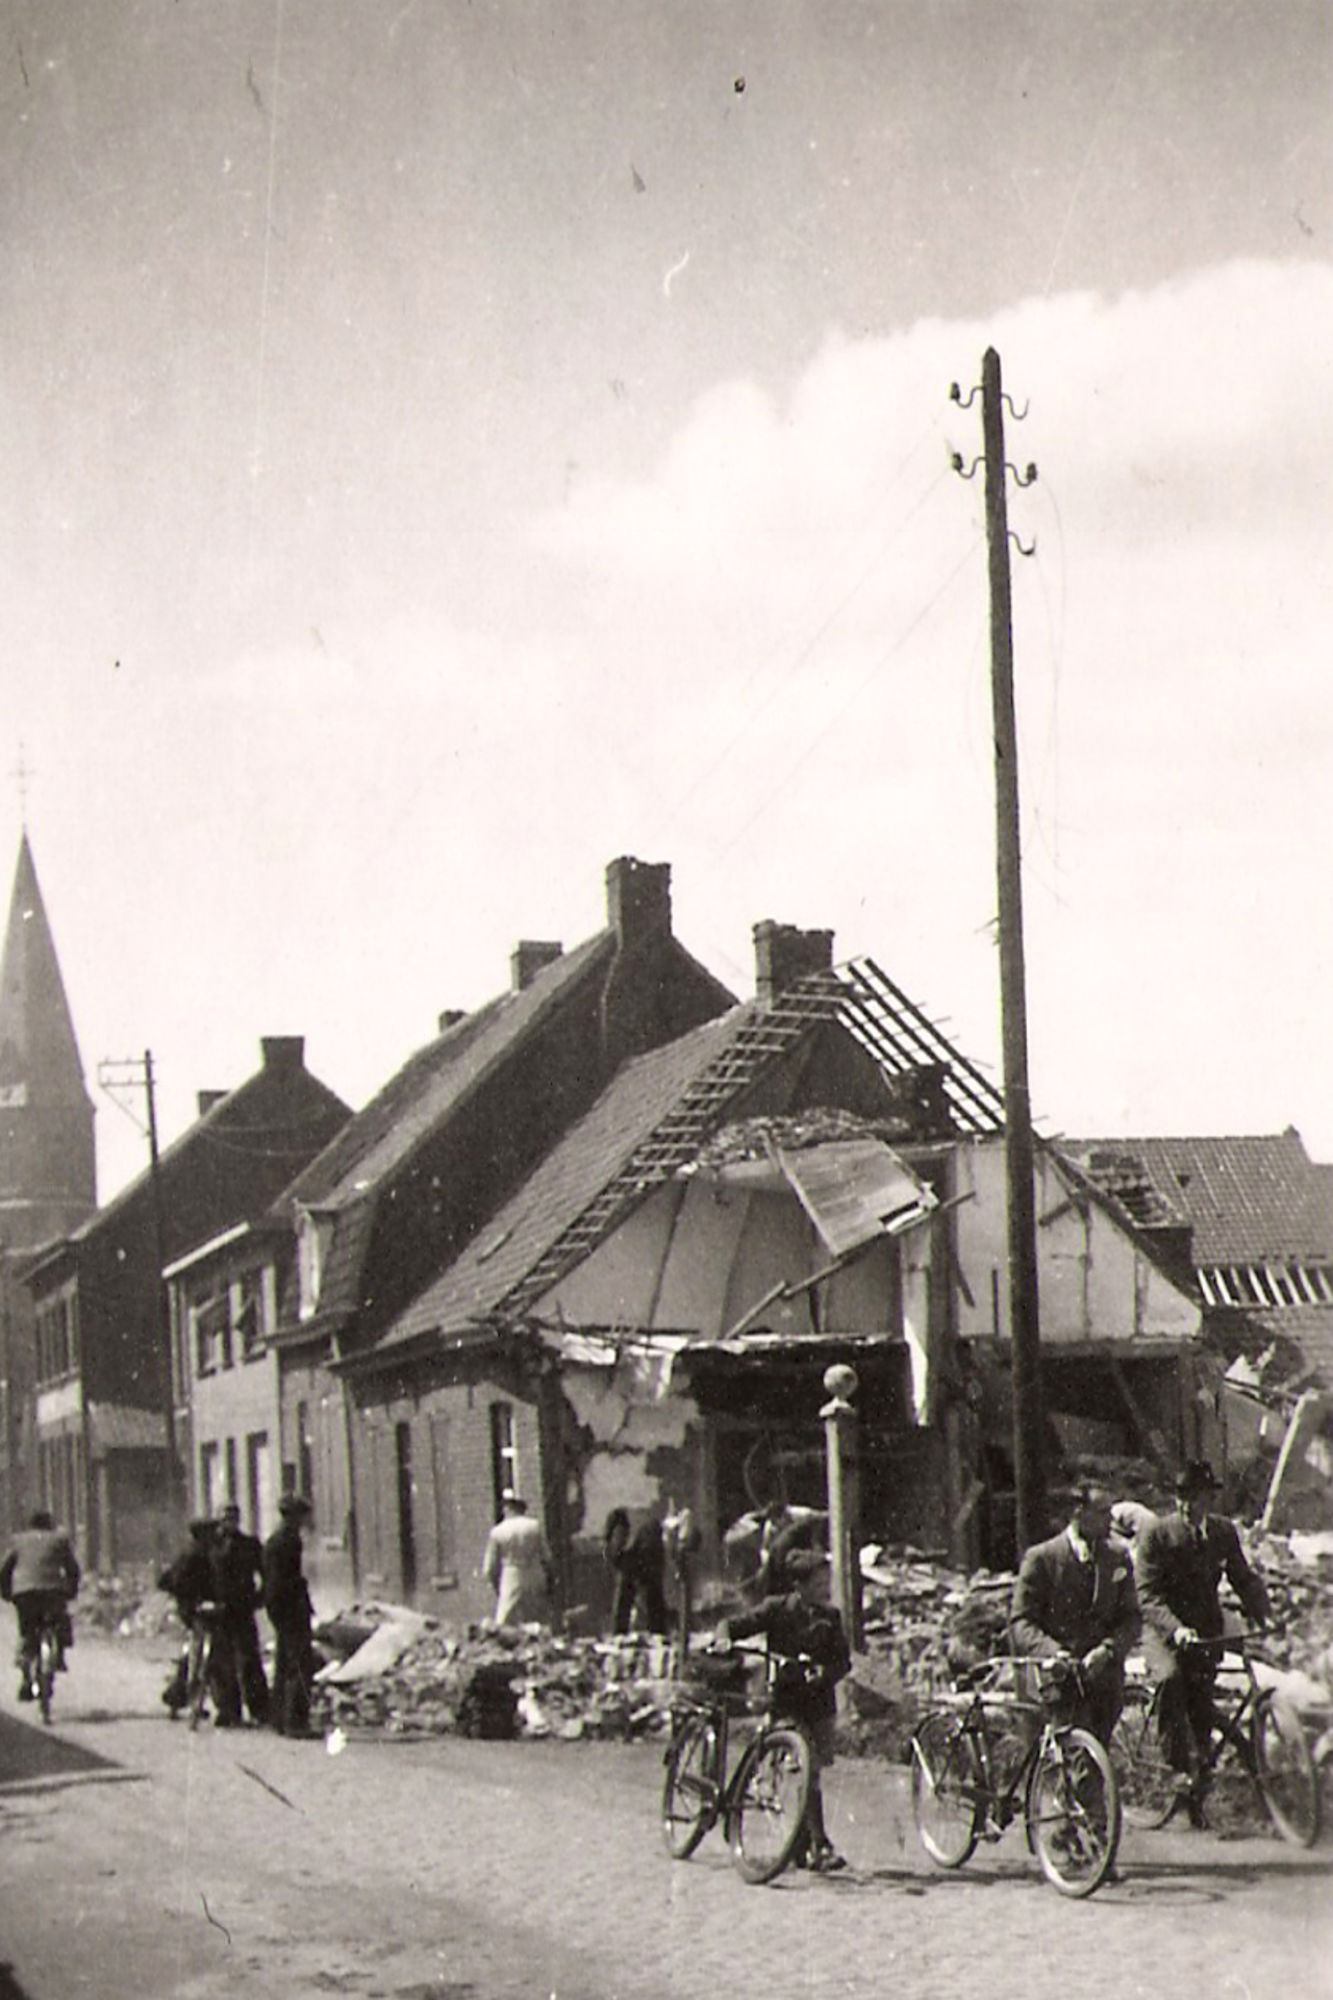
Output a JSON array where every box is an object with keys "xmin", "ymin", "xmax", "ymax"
[
  {"xmin": 1067, "ymin": 1132, "xmax": 1333, "ymax": 1527},
  {"xmin": 341, "ymin": 922, "xmax": 1209, "ymax": 1625}
]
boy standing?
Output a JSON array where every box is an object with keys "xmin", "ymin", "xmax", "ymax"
[{"xmin": 717, "ymin": 1547, "xmax": 852, "ymax": 1872}]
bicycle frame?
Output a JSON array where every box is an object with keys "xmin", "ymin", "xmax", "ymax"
[
  {"xmin": 911, "ymin": 1654, "xmax": 1122, "ymax": 1896},
  {"xmin": 661, "ymin": 1642, "xmax": 816, "ymax": 1884}
]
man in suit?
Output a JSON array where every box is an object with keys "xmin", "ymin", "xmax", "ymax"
[
  {"xmin": 1010, "ymin": 1483, "xmax": 1139, "ymax": 1744},
  {"xmin": 210, "ymin": 1502, "xmax": 270, "ymax": 1726},
  {"xmin": 264, "ymin": 1494, "xmax": 317, "ymax": 1736},
  {"xmin": 1135, "ymin": 1459, "xmax": 1269, "ymax": 1811}
]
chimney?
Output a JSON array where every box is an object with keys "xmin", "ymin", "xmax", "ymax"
[
  {"xmin": 605, "ymin": 857, "xmax": 672, "ymax": 945},
  {"xmin": 753, "ymin": 921, "xmax": 834, "ymax": 1006},
  {"xmin": 510, "ymin": 940, "xmax": 563, "ymax": 992},
  {"xmin": 260, "ymin": 1036, "xmax": 305, "ymax": 1071},
  {"xmin": 438, "ymin": 1008, "xmax": 466, "ymax": 1033},
  {"xmin": 197, "ymin": 1090, "xmax": 226, "ymax": 1117}
]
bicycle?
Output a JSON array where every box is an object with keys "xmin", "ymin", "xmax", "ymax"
[
  {"xmin": 19, "ymin": 1609, "xmax": 64, "ymax": 1727},
  {"xmin": 1111, "ymin": 1631, "xmax": 1320, "ymax": 1847},
  {"xmin": 661, "ymin": 1643, "xmax": 815, "ymax": 1884},
  {"xmin": 184, "ymin": 1601, "xmax": 223, "ymax": 1732},
  {"xmin": 910, "ymin": 1654, "xmax": 1122, "ymax": 1898}
]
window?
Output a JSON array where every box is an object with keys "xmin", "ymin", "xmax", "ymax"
[
  {"xmin": 489, "ymin": 1402, "xmax": 517, "ymax": 1517},
  {"xmin": 35, "ymin": 1295, "xmax": 77, "ymax": 1385},
  {"xmin": 200, "ymin": 1441, "xmax": 221, "ymax": 1517},
  {"xmin": 236, "ymin": 1269, "xmax": 266, "ymax": 1361},
  {"xmin": 246, "ymin": 1431, "xmax": 271, "ymax": 1540},
  {"xmin": 194, "ymin": 1294, "xmax": 232, "ymax": 1376},
  {"xmin": 296, "ymin": 1402, "xmax": 314, "ymax": 1501}
]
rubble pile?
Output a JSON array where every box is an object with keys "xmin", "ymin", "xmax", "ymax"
[
  {"xmin": 75, "ymin": 1571, "xmax": 178, "ymax": 1641},
  {"xmin": 310, "ymin": 1611, "xmax": 679, "ymax": 1742}
]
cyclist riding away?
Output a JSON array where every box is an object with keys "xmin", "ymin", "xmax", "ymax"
[
  {"xmin": 715, "ymin": 1546, "xmax": 852, "ymax": 1873},
  {"xmin": 1135, "ymin": 1459, "xmax": 1270, "ymax": 1823},
  {"xmin": 0, "ymin": 1508, "xmax": 80, "ymax": 1701},
  {"xmin": 1010, "ymin": 1482, "xmax": 1139, "ymax": 1745}
]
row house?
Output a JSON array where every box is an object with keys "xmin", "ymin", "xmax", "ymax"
[
  {"xmin": 196, "ymin": 856, "xmax": 736, "ymax": 1613},
  {"xmin": 26, "ymin": 1037, "xmax": 349, "ymax": 1569}
]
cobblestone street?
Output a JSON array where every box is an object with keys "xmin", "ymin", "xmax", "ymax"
[{"xmin": 1, "ymin": 1638, "xmax": 1330, "ymax": 2000}]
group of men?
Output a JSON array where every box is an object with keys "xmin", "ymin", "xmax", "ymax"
[
  {"xmin": 156, "ymin": 1493, "xmax": 317, "ymax": 1736},
  {"xmin": 1011, "ymin": 1458, "xmax": 1270, "ymax": 1820}
]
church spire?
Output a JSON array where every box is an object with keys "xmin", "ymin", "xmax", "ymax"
[{"xmin": 0, "ymin": 833, "xmax": 96, "ymax": 1243}]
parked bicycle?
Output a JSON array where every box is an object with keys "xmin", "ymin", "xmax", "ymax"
[
  {"xmin": 1111, "ymin": 1630, "xmax": 1319, "ymax": 1847},
  {"xmin": 661, "ymin": 1642, "xmax": 814, "ymax": 1884},
  {"xmin": 910, "ymin": 1654, "xmax": 1122, "ymax": 1897},
  {"xmin": 19, "ymin": 1606, "xmax": 64, "ymax": 1727}
]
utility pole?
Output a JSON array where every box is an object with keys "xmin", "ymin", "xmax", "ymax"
[
  {"xmin": 98, "ymin": 1052, "xmax": 178, "ymax": 1483},
  {"xmin": 953, "ymin": 348, "xmax": 1045, "ymax": 1554}
]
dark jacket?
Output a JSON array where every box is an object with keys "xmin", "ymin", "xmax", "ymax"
[
  {"xmin": 1, "ymin": 1527, "xmax": 80, "ymax": 1601},
  {"xmin": 1011, "ymin": 1528, "xmax": 1139, "ymax": 1663},
  {"xmin": 210, "ymin": 1528, "xmax": 265, "ymax": 1615},
  {"xmin": 1136, "ymin": 1510, "xmax": 1268, "ymax": 1643},
  {"xmin": 157, "ymin": 1542, "xmax": 213, "ymax": 1617},
  {"xmin": 262, "ymin": 1522, "xmax": 312, "ymax": 1628},
  {"xmin": 724, "ymin": 1592, "xmax": 851, "ymax": 1728}
]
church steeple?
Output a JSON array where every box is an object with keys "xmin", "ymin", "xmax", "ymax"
[{"xmin": 0, "ymin": 833, "xmax": 96, "ymax": 1246}]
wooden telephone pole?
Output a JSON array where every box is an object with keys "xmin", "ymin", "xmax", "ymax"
[{"xmin": 956, "ymin": 348, "xmax": 1046, "ymax": 1553}]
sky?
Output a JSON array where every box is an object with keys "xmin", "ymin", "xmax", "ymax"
[{"xmin": 2, "ymin": 0, "xmax": 1331, "ymax": 1203}]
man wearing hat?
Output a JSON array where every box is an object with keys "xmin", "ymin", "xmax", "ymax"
[
  {"xmin": 1136, "ymin": 1460, "xmax": 1270, "ymax": 1810},
  {"xmin": 263, "ymin": 1496, "xmax": 316, "ymax": 1736},
  {"xmin": 481, "ymin": 1491, "xmax": 554, "ymax": 1627}
]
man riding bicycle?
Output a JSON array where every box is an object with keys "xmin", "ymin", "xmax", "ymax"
[
  {"xmin": 0, "ymin": 1509, "xmax": 80, "ymax": 1701},
  {"xmin": 1010, "ymin": 1482, "xmax": 1139, "ymax": 1745},
  {"xmin": 1135, "ymin": 1459, "xmax": 1270, "ymax": 1822}
]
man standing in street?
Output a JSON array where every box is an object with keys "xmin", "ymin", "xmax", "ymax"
[
  {"xmin": 1135, "ymin": 1459, "xmax": 1270, "ymax": 1819},
  {"xmin": 210, "ymin": 1502, "xmax": 270, "ymax": 1727},
  {"xmin": 264, "ymin": 1495, "xmax": 317, "ymax": 1737},
  {"xmin": 482, "ymin": 1491, "xmax": 554, "ymax": 1627},
  {"xmin": 1010, "ymin": 1483, "xmax": 1139, "ymax": 1744}
]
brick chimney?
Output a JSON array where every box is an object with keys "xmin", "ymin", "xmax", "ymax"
[
  {"xmin": 605, "ymin": 857, "xmax": 671, "ymax": 944},
  {"xmin": 260, "ymin": 1036, "xmax": 305, "ymax": 1071},
  {"xmin": 510, "ymin": 940, "xmax": 564, "ymax": 992},
  {"xmin": 753, "ymin": 921, "xmax": 834, "ymax": 1006}
]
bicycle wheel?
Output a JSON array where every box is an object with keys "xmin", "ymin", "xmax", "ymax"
[
  {"xmin": 1026, "ymin": 1727, "xmax": 1121, "ymax": 1898},
  {"xmin": 1251, "ymin": 1697, "xmax": 1320, "ymax": 1849},
  {"xmin": 910, "ymin": 1711, "xmax": 981, "ymax": 1869},
  {"xmin": 661, "ymin": 1713, "xmax": 717, "ymax": 1860},
  {"xmin": 36, "ymin": 1629, "xmax": 58, "ymax": 1726},
  {"xmin": 727, "ymin": 1726, "xmax": 812, "ymax": 1884},
  {"xmin": 1111, "ymin": 1686, "xmax": 1175, "ymax": 1828}
]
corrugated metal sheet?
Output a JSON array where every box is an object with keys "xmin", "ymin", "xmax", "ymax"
[{"xmin": 776, "ymin": 1138, "xmax": 936, "ymax": 1257}]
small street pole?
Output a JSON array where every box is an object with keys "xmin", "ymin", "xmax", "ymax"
[
  {"xmin": 821, "ymin": 1363, "xmax": 863, "ymax": 1652},
  {"xmin": 978, "ymin": 346, "xmax": 1045, "ymax": 1553}
]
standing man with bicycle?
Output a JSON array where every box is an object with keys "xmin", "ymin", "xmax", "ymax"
[
  {"xmin": 0, "ymin": 1509, "xmax": 80, "ymax": 1700},
  {"xmin": 716, "ymin": 1546, "xmax": 852, "ymax": 1873},
  {"xmin": 1010, "ymin": 1483, "xmax": 1139, "ymax": 1745},
  {"xmin": 210, "ymin": 1502, "xmax": 270, "ymax": 1727},
  {"xmin": 1135, "ymin": 1459, "xmax": 1270, "ymax": 1820}
]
